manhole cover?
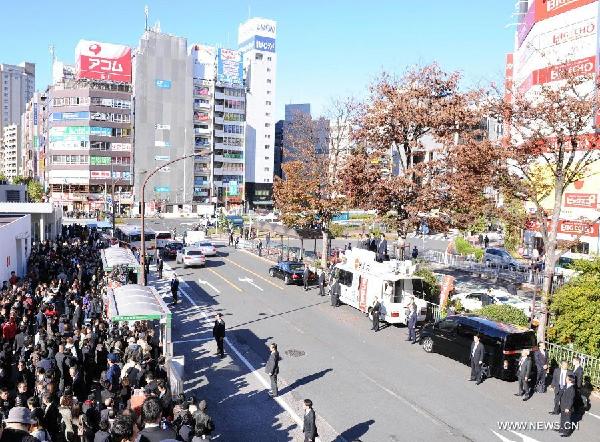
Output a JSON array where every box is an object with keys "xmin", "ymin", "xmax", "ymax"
[{"xmin": 284, "ymin": 349, "xmax": 305, "ymax": 357}]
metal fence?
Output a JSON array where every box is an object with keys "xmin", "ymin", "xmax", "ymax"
[
  {"xmin": 545, "ymin": 342, "xmax": 600, "ymax": 388},
  {"xmin": 420, "ymin": 250, "xmax": 568, "ymax": 291}
]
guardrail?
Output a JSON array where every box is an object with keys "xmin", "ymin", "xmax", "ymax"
[{"xmin": 546, "ymin": 342, "xmax": 600, "ymax": 389}]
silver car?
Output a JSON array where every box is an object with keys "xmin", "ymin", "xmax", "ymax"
[{"xmin": 176, "ymin": 247, "xmax": 206, "ymax": 268}]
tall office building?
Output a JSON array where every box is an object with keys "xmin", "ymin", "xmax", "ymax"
[
  {"xmin": 46, "ymin": 40, "xmax": 134, "ymax": 215},
  {"xmin": 0, "ymin": 62, "xmax": 35, "ymax": 136},
  {"xmin": 21, "ymin": 91, "xmax": 48, "ymax": 180},
  {"xmin": 238, "ymin": 17, "xmax": 277, "ymax": 209},
  {"xmin": 190, "ymin": 45, "xmax": 246, "ymax": 210},
  {"xmin": 1, "ymin": 125, "xmax": 20, "ymax": 179},
  {"xmin": 133, "ymin": 30, "xmax": 194, "ymax": 214}
]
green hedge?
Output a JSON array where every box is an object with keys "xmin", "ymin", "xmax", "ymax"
[
  {"xmin": 474, "ymin": 304, "xmax": 529, "ymax": 327},
  {"xmin": 454, "ymin": 237, "xmax": 484, "ymax": 260}
]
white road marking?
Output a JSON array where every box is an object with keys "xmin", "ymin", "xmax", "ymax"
[
  {"xmin": 198, "ymin": 278, "xmax": 221, "ymax": 294},
  {"xmin": 587, "ymin": 411, "xmax": 600, "ymax": 420},
  {"xmin": 238, "ymin": 277, "xmax": 264, "ymax": 291}
]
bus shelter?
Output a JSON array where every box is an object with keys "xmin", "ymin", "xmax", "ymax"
[
  {"xmin": 101, "ymin": 247, "xmax": 141, "ymax": 285},
  {"xmin": 105, "ymin": 284, "xmax": 173, "ymax": 357}
]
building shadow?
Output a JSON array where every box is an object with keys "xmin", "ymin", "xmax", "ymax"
[
  {"xmin": 335, "ymin": 419, "xmax": 375, "ymax": 441},
  {"xmin": 278, "ymin": 368, "xmax": 333, "ymax": 396}
]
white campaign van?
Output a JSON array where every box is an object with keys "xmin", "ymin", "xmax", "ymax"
[{"xmin": 331, "ymin": 248, "xmax": 428, "ymax": 325}]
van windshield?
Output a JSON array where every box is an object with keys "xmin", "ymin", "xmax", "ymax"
[{"xmin": 505, "ymin": 332, "xmax": 536, "ymax": 350}]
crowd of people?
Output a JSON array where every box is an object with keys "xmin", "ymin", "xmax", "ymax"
[{"xmin": 0, "ymin": 224, "xmax": 214, "ymax": 441}]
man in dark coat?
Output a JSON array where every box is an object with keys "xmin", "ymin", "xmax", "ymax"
[
  {"xmin": 318, "ymin": 271, "xmax": 326, "ymax": 297},
  {"xmin": 370, "ymin": 298, "xmax": 381, "ymax": 332},
  {"xmin": 376, "ymin": 234, "xmax": 387, "ymax": 262},
  {"xmin": 559, "ymin": 375, "xmax": 576, "ymax": 436},
  {"xmin": 407, "ymin": 302, "xmax": 418, "ymax": 343},
  {"xmin": 212, "ymin": 313, "xmax": 226, "ymax": 358},
  {"xmin": 534, "ymin": 342, "xmax": 549, "ymax": 392},
  {"xmin": 265, "ymin": 343, "xmax": 280, "ymax": 397},
  {"xmin": 170, "ymin": 274, "xmax": 179, "ymax": 305},
  {"xmin": 330, "ymin": 279, "xmax": 340, "ymax": 307},
  {"xmin": 515, "ymin": 349, "xmax": 533, "ymax": 400},
  {"xmin": 550, "ymin": 360, "xmax": 572, "ymax": 415},
  {"xmin": 469, "ymin": 334, "xmax": 485, "ymax": 385},
  {"xmin": 303, "ymin": 264, "xmax": 310, "ymax": 291},
  {"xmin": 302, "ymin": 399, "xmax": 318, "ymax": 442}
]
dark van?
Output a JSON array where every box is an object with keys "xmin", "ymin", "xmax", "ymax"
[{"xmin": 420, "ymin": 315, "xmax": 537, "ymax": 381}]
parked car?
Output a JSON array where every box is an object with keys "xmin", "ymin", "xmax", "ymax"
[
  {"xmin": 162, "ymin": 242, "xmax": 183, "ymax": 259},
  {"xmin": 268, "ymin": 261, "xmax": 317, "ymax": 285},
  {"xmin": 484, "ymin": 248, "xmax": 525, "ymax": 271},
  {"xmin": 176, "ymin": 247, "xmax": 206, "ymax": 268},
  {"xmin": 194, "ymin": 241, "xmax": 218, "ymax": 257},
  {"xmin": 420, "ymin": 314, "xmax": 537, "ymax": 381},
  {"xmin": 450, "ymin": 291, "xmax": 495, "ymax": 312}
]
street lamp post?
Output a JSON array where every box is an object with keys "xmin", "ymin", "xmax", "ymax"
[{"xmin": 140, "ymin": 149, "xmax": 211, "ymax": 285}]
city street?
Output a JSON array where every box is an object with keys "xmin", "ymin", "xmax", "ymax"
[{"xmin": 150, "ymin": 239, "xmax": 600, "ymax": 442}]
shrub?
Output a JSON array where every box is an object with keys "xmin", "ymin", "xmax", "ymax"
[
  {"xmin": 414, "ymin": 268, "xmax": 441, "ymax": 304},
  {"xmin": 454, "ymin": 237, "xmax": 484, "ymax": 260},
  {"xmin": 548, "ymin": 258, "xmax": 600, "ymax": 358},
  {"xmin": 474, "ymin": 304, "xmax": 529, "ymax": 327}
]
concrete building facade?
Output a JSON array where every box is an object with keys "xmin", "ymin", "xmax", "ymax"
[
  {"xmin": 238, "ymin": 17, "xmax": 277, "ymax": 209},
  {"xmin": 1, "ymin": 124, "xmax": 20, "ymax": 179},
  {"xmin": 1, "ymin": 62, "xmax": 35, "ymax": 136},
  {"xmin": 133, "ymin": 31, "xmax": 194, "ymax": 214}
]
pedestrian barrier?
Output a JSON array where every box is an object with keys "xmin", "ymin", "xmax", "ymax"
[{"xmin": 545, "ymin": 342, "xmax": 600, "ymax": 389}]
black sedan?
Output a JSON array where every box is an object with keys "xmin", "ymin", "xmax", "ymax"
[
  {"xmin": 162, "ymin": 241, "xmax": 184, "ymax": 259},
  {"xmin": 268, "ymin": 261, "xmax": 317, "ymax": 285}
]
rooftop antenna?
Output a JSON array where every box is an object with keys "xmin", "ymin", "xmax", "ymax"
[{"xmin": 144, "ymin": 5, "xmax": 149, "ymax": 31}]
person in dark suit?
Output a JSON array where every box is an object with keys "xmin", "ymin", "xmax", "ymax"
[
  {"xmin": 406, "ymin": 302, "xmax": 418, "ymax": 343},
  {"xmin": 318, "ymin": 271, "xmax": 326, "ymax": 297},
  {"xmin": 303, "ymin": 264, "xmax": 310, "ymax": 291},
  {"xmin": 515, "ymin": 349, "xmax": 533, "ymax": 400},
  {"xmin": 330, "ymin": 278, "xmax": 340, "ymax": 307},
  {"xmin": 376, "ymin": 234, "xmax": 388, "ymax": 262},
  {"xmin": 571, "ymin": 356, "xmax": 587, "ymax": 411},
  {"xmin": 370, "ymin": 298, "xmax": 381, "ymax": 332},
  {"xmin": 170, "ymin": 274, "xmax": 179, "ymax": 305},
  {"xmin": 212, "ymin": 313, "xmax": 226, "ymax": 358},
  {"xmin": 302, "ymin": 398, "xmax": 318, "ymax": 442},
  {"xmin": 469, "ymin": 335, "xmax": 484, "ymax": 385},
  {"xmin": 138, "ymin": 397, "xmax": 176, "ymax": 442},
  {"xmin": 156, "ymin": 257, "xmax": 163, "ymax": 279},
  {"xmin": 265, "ymin": 343, "xmax": 280, "ymax": 397},
  {"xmin": 559, "ymin": 375, "xmax": 576, "ymax": 437},
  {"xmin": 550, "ymin": 360, "xmax": 572, "ymax": 415},
  {"xmin": 534, "ymin": 342, "xmax": 549, "ymax": 392}
]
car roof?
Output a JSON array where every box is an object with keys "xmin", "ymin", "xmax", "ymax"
[{"xmin": 445, "ymin": 314, "xmax": 531, "ymax": 337}]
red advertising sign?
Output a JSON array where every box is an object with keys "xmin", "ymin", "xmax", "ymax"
[
  {"xmin": 519, "ymin": 56, "xmax": 596, "ymax": 93},
  {"xmin": 564, "ymin": 192, "xmax": 598, "ymax": 208},
  {"xmin": 535, "ymin": 0, "xmax": 596, "ymax": 21},
  {"xmin": 558, "ymin": 220, "xmax": 599, "ymax": 236},
  {"xmin": 75, "ymin": 40, "xmax": 132, "ymax": 83}
]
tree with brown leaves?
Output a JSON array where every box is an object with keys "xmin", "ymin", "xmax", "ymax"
[
  {"xmin": 497, "ymin": 70, "xmax": 600, "ymax": 342},
  {"xmin": 273, "ymin": 109, "xmax": 346, "ymax": 267}
]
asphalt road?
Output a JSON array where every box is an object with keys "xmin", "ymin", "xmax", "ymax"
[{"xmin": 145, "ymin": 227, "xmax": 600, "ymax": 441}]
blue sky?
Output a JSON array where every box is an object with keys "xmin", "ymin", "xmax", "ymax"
[{"xmin": 0, "ymin": 0, "xmax": 515, "ymax": 119}]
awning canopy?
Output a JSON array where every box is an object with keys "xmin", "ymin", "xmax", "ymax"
[
  {"xmin": 106, "ymin": 284, "xmax": 171, "ymax": 322},
  {"xmin": 101, "ymin": 247, "xmax": 140, "ymax": 272},
  {"xmin": 253, "ymin": 221, "xmax": 324, "ymax": 239}
]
